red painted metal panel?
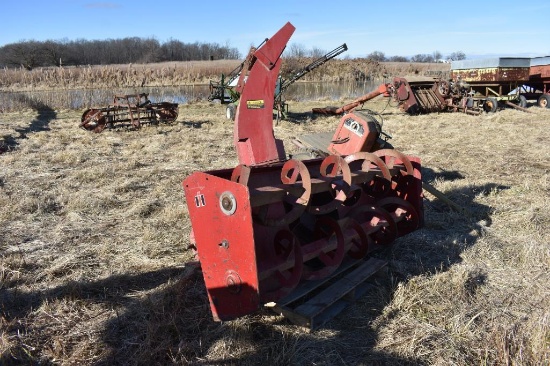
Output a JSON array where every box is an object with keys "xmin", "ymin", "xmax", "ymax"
[
  {"xmin": 234, "ymin": 22, "xmax": 295, "ymax": 166},
  {"xmin": 182, "ymin": 171, "xmax": 260, "ymax": 320},
  {"xmin": 328, "ymin": 111, "xmax": 379, "ymax": 156},
  {"xmin": 182, "ymin": 152, "xmax": 425, "ymax": 321},
  {"xmin": 393, "ymin": 77, "xmax": 419, "ymax": 113},
  {"xmin": 181, "ymin": 22, "xmax": 426, "ymax": 323}
]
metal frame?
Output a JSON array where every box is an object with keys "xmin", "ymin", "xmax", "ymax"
[
  {"xmin": 80, "ymin": 93, "xmax": 178, "ymax": 133},
  {"xmin": 182, "ymin": 22, "xmax": 424, "ymax": 323}
]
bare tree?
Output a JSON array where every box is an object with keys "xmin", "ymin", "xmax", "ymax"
[
  {"xmin": 0, "ymin": 38, "xmax": 241, "ymax": 68},
  {"xmin": 0, "ymin": 41, "xmax": 44, "ymax": 69},
  {"xmin": 42, "ymin": 40, "xmax": 68, "ymax": 66},
  {"xmin": 366, "ymin": 51, "xmax": 386, "ymax": 62},
  {"xmin": 411, "ymin": 54, "xmax": 435, "ymax": 63},
  {"xmin": 140, "ymin": 38, "xmax": 161, "ymax": 63},
  {"xmin": 388, "ymin": 55, "xmax": 409, "ymax": 62},
  {"xmin": 286, "ymin": 43, "xmax": 307, "ymax": 58},
  {"xmin": 310, "ymin": 47, "xmax": 326, "ymax": 59},
  {"xmin": 448, "ymin": 51, "xmax": 466, "ymax": 61}
]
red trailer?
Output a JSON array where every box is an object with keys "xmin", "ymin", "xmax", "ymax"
[
  {"xmin": 450, "ymin": 58, "xmax": 531, "ymax": 112},
  {"xmin": 527, "ymin": 56, "xmax": 550, "ymax": 108}
]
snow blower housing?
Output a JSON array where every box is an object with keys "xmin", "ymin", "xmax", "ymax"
[{"xmin": 182, "ymin": 22, "xmax": 423, "ymax": 325}]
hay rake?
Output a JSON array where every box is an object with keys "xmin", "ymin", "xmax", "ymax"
[{"xmin": 80, "ymin": 93, "xmax": 178, "ymax": 133}]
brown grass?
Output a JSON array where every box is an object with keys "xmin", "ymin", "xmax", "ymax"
[
  {"xmin": 0, "ymin": 61, "xmax": 241, "ymax": 91},
  {"xmin": 0, "ymin": 60, "xmax": 450, "ymax": 91},
  {"xmin": 1, "ymin": 97, "xmax": 548, "ymax": 365}
]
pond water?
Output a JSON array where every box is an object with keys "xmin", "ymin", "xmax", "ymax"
[{"xmin": 0, "ymin": 80, "xmax": 383, "ymax": 112}]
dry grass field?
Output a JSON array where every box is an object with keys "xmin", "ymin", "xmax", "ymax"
[
  {"xmin": 0, "ymin": 60, "xmax": 450, "ymax": 91},
  {"xmin": 1, "ymin": 94, "xmax": 549, "ymax": 365}
]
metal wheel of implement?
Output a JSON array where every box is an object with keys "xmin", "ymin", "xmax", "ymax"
[
  {"xmin": 538, "ymin": 94, "xmax": 550, "ymax": 108},
  {"xmin": 156, "ymin": 103, "xmax": 178, "ymax": 122},
  {"xmin": 437, "ymin": 80, "xmax": 451, "ymax": 97},
  {"xmin": 374, "ymin": 149, "xmax": 417, "ymax": 196},
  {"xmin": 345, "ymin": 218, "xmax": 370, "ymax": 259},
  {"xmin": 80, "ymin": 109, "xmax": 107, "ymax": 133},
  {"xmin": 348, "ymin": 205, "xmax": 398, "ymax": 247},
  {"xmin": 373, "ymin": 149, "xmax": 414, "ymax": 175},
  {"xmin": 230, "ymin": 164, "xmax": 251, "ymax": 185},
  {"xmin": 483, "ymin": 97, "xmax": 498, "ymax": 113}
]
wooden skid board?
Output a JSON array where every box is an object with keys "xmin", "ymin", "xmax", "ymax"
[
  {"xmin": 271, "ymin": 257, "xmax": 388, "ymax": 330},
  {"xmin": 294, "ymin": 132, "xmax": 332, "ymax": 154}
]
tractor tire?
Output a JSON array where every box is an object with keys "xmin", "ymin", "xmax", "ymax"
[
  {"xmin": 226, "ymin": 104, "xmax": 236, "ymax": 120},
  {"xmin": 538, "ymin": 94, "xmax": 550, "ymax": 108},
  {"xmin": 483, "ymin": 97, "xmax": 498, "ymax": 113}
]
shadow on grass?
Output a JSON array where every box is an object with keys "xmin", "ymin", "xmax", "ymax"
[
  {"xmin": 180, "ymin": 120, "xmax": 210, "ymax": 128},
  {"xmin": 386, "ymin": 167, "xmax": 509, "ymax": 282},
  {"xmin": 280, "ymin": 110, "xmax": 318, "ymax": 124},
  {"xmin": 0, "ymin": 171, "xmax": 505, "ymax": 365},
  {"xmin": 0, "ymin": 95, "xmax": 56, "ymax": 153},
  {"xmin": 0, "ymin": 266, "xmax": 201, "ymax": 365},
  {"xmin": 422, "ymin": 167, "xmax": 465, "ymax": 182}
]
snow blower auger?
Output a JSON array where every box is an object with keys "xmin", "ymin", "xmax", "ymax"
[
  {"xmin": 80, "ymin": 93, "xmax": 178, "ymax": 133},
  {"xmin": 182, "ymin": 22, "xmax": 423, "ymax": 327}
]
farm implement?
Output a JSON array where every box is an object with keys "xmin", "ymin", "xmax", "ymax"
[
  {"xmin": 528, "ymin": 56, "xmax": 550, "ymax": 108},
  {"xmin": 208, "ymin": 38, "xmax": 347, "ymax": 121},
  {"xmin": 314, "ymin": 56, "xmax": 550, "ymax": 116},
  {"xmin": 182, "ymin": 22, "xmax": 423, "ymax": 328},
  {"xmin": 312, "ymin": 76, "xmax": 492, "ymax": 116},
  {"xmin": 312, "ymin": 77, "xmax": 452, "ymax": 115},
  {"xmin": 272, "ymin": 43, "xmax": 348, "ymax": 120},
  {"xmin": 80, "ymin": 93, "xmax": 178, "ymax": 133},
  {"xmin": 449, "ymin": 57, "xmax": 532, "ymax": 113}
]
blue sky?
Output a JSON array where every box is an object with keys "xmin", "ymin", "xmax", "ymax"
[{"xmin": 2, "ymin": 0, "xmax": 549, "ymax": 59}]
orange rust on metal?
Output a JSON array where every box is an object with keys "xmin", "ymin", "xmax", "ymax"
[
  {"xmin": 79, "ymin": 93, "xmax": 178, "ymax": 133},
  {"xmin": 527, "ymin": 59, "xmax": 550, "ymax": 97},
  {"xmin": 400, "ymin": 79, "xmax": 448, "ymax": 113},
  {"xmin": 450, "ymin": 67, "xmax": 530, "ymax": 83},
  {"xmin": 312, "ymin": 83, "xmax": 391, "ymax": 115},
  {"xmin": 530, "ymin": 65, "xmax": 550, "ymax": 79}
]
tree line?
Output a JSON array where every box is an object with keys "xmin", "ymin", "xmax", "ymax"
[
  {"xmin": 0, "ymin": 37, "xmax": 467, "ymax": 71},
  {"xmin": 0, "ymin": 38, "xmax": 241, "ymax": 70},
  {"xmin": 366, "ymin": 50, "xmax": 466, "ymax": 63},
  {"xmin": 285, "ymin": 44, "xmax": 466, "ymax": 63}
]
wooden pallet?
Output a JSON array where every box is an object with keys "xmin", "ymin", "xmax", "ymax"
[
  {"xmin": 292, "ymin": 132, "xmax": 332, "ymax": 155},
  {"xmin": 269, "ymin": 257, "xmax": 388, "ymax": 330}
]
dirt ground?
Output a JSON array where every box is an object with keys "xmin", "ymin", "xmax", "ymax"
[{"xmin": 1, "ymin": 96, "xmax": 549, "ymax": 365}]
